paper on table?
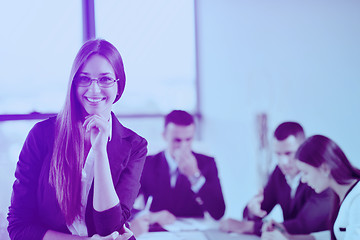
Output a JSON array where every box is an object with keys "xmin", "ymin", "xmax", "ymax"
[
  {"xmin": 137, "ymin": 231, "xmax": 208, "ymax": 240},
  {"xmin": 163, "ymin": 217, "xmax": 219, "ymax": 232}
]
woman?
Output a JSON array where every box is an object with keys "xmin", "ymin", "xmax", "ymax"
[
  {"xmin": 262, "ymin": 135, "xmax": 360, "ymax": 240},
  {"xmin": 7, "ymin": 39, "xmax": 148, "ymax": 240}
]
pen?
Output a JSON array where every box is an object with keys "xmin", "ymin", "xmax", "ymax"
[
  {"xmin": 273, "ymin": 223, "xmax": 285, "ymax": 233},
  {"xmin": 144, "ymin": 196, "xmax": 153, "ymax": 213}
]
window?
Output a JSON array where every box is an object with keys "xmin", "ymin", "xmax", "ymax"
[
  {"xmin": 0, "ymin": 1, "xmax": 82, "ymax": 114},
  {"xmin": 95, "ymin": 0, "xmax": 197, "ymax": 115},
  {"xmin": 0, "ymin": 1, "xmax": 198, "ymax": 116}
]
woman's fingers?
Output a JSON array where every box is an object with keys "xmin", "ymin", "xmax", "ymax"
[
  {"xmin": 116, "ymin": 226, "xmax": 134, "ymax": 240},
  {"xmin": 83, "ymin": 115, "xmax": 108, "ymax": 130},
  {"xmin": 82, "ymin": 115, "xmax": 111, "ymax": 148},
  {"xmin": 90, "ymin": 231, "xmax": 119, "ymax": 240},
  {"xmin": 91, "ymin": 227, "xmax": 133, "ymax": 240},
  {"xmin": 83, "ymin": 115, "xmax": 110, "ymax": 139}
]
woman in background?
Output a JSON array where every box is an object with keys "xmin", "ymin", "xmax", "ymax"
[
  {"xmin": 262, "ymin": 135, "xmax": 360, "ymax": 240},
  {"xmin": 7, "ymin": 39, "xmax": 147, "ymax": 240}
]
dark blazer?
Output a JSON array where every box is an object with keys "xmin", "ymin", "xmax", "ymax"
[
  {"xmin": 139, "ymin": 151, "xmax": 225, "ymax": 220},
  {"xmin": 7, "ymin": 112, "xmax": 147, "ymax": 240},
  {"xmin": 243, "ymin": 166, "xmax": 338, "ymax": 236}
]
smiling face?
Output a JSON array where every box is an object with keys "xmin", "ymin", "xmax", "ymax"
[
  {"xmin": 273, "ymin": 135, "xmax": 302, "ymax": 179},
  {"xmin": 76, "ymin": 54, "xmax": 118, "ymax": 118},
  {"xmin": 296, "ymin": 160, "xmax": 331, "ymax": 193}
]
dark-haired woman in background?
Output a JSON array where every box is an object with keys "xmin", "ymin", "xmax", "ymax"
[
  {"xmin": 7, "ymin": 39, "xmax": 147, "ymax": 240},
  {"xmin": 262, "ymin": 135, "xmax": 360, "ymax": 240}
]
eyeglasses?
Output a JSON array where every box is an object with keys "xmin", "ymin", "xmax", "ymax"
[{"xmin": 74, "ymin": 76, "xmax": 119, "ymax": 88}]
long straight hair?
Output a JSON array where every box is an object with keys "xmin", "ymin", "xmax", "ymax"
[
  {"xmin": 49, "ymin": 39, "xmax": 126, "ymax": 225},
  {"xmin": 296, "ymin": 135, "xmax": 360, "ymax": 185}
]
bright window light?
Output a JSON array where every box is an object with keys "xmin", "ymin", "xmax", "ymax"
[
  {"xmin": 0, "ymin": 1, "xmax": 82, "ymax": 114},
  {"xmin": 95, "ymin": 0, "xmax": 197, "ymax": 114}
]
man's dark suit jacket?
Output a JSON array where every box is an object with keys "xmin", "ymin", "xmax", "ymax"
[
  {"xmin": 243, "ymin": 166, "xmax": 338, "ymax": 236},
  {"xmin": 7, "ymin": 113, "xmax": 147, "ymax": 240},
  {"xmin": 140, "ymin": 151, "xmax": 225, "ymax": 220}
]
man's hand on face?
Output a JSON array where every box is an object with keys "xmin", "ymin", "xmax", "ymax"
[{"xmin": 173, "ymin": 149, "xmax": 200, "ymax": 179}]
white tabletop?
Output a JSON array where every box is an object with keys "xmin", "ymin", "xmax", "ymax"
[
  {"xmin": 136, "ymin": 217, "xmax": 260, "ymax": 240},
  {"xmin": 137, "ymin": 230, "xmax": 260, "ymax": 240}
]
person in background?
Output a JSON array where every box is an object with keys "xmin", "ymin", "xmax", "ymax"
[
  {"xmin": 220, "ymin": 122, "xmax": 337, "ymax": 237},
  {"xmin": 262, "ymin": 135, "xmax": 360, "ymax": 240},
  {"xmin": 7, "ymin": 39, "xmax": 147, "ymax": 240},
  {"xmin": 130, "ymin": 110, "xmax": 225, "ymax": 236}
]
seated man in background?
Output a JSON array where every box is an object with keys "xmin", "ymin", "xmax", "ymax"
[
  {"xmin": 220, "ymin": 122, "xmax": 337, "ymax": 236},
  {"xmin": 130, "ymin": 110, "xmax": 225, "ymax": 236}
]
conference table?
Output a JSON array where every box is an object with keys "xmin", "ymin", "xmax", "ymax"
[{"xmin": 137, "ymin": 217, "xmax": 261, "ymax": 240}]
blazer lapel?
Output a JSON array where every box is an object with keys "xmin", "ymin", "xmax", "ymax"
[
  {"xmin": 158, "ymin": 152, "xmax": 172, "ymax": 188},
  {"xmin": 106, "ymin": 112, "xmax": 132, "ymax": 183}
]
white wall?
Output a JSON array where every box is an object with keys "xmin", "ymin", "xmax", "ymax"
[
  {"xmin": 1, "ymin": 1, "xmax": 360, "ymax": 228},
  {"xmin": 195, "ymin": 0, "xmax": 360, "ymax": 218}
]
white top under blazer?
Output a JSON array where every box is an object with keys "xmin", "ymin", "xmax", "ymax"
[{"xmin": 333, "ymin": 180, "xmax": 360, "ymax": 240}]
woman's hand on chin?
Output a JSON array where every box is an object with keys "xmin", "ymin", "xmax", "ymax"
[{"xmin": 83, "ymin": 114, "xmax": 110, "ymax": 150}]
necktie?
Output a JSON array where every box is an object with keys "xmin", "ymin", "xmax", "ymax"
[{"xmin": 170, "ymin": 168, "xmax": 180, "ymax": 188}]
